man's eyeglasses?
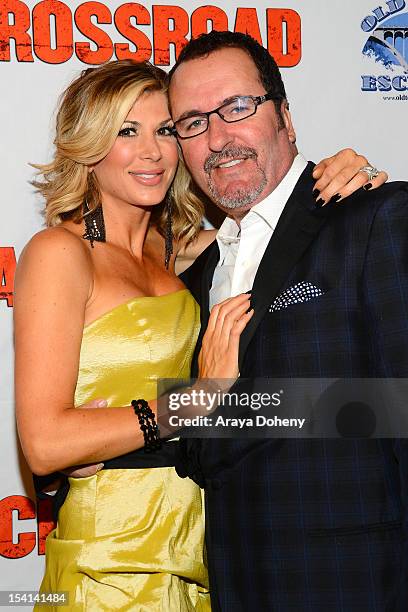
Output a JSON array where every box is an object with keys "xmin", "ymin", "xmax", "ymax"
[{"xmin": 172, "ymin": 91, "xmax": 280, "ymax": 140}]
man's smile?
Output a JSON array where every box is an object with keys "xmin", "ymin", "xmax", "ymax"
[
  {"xmin": 215, "ymin": 158, "xmax": 246, "ymax": 169},
  {"xmin": 204, "ymin": 147, "xmax": 258, "ymax": 174}
]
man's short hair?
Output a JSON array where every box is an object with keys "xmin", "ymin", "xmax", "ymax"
[{"xmin": 169, "ymin": 30, "xmax": 287, "ymax": 122}]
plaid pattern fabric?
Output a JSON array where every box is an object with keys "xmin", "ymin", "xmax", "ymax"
[{"xmin": 179, "ymin": 172, "xmax": 408, "ymax": 611}]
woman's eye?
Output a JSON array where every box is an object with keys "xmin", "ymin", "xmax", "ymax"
[
  {"xmin": 118, "ymin": 126, "xmax": 137, "ymax": 137},
  {"xmin": 157, "ymin": 126, "xmax": 175, "ymax": 137}
]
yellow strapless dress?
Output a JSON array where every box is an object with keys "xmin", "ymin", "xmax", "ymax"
[{"xmin": 38, "ymin": 289, "xmax": 210, "ymax": 611}]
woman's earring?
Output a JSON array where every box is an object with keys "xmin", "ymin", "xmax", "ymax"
[
  {"xmin": 82, "ymin": 200, "xmax": 106, "ymax": 248},
  {"xmin": 164, "ymin": 194, "xmax": 173, "ymax": 270}
]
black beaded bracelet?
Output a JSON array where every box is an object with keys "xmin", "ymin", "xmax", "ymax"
[{"xmin": 131, "ymin": 399, "xmax": 161, "ymax": 453}]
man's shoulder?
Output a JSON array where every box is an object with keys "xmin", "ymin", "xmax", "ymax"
[
  {"xmin": 366, "ymin": 181, "xmax": 408, "ymax": 236},
  {"xmin": 369, "ymin": 180, "xmax": 408, "ymax": 200},
  {"xmin": 331, "ymin": 180, "xmax": 408, "ymax": 226}
]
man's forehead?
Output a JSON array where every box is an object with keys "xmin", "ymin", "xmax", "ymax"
[
  {"xmin": 169, "ymin": 48, "xmax": 261, "ymax": 110},
  {"xmin": 171, "ymin": 47, "xmax": 256, "ymax": 80}
]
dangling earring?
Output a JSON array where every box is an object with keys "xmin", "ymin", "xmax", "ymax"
[
  {"xmin": 82, "ymin": 200, "xmax": 106, "ymax": 248},
  {"xmin": 164, "ymin": 193, "xmax": 173, "ymax": 270}
]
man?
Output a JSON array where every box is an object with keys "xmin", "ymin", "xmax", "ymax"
[
  {"xmin": 41, "ymin": 30, "xmax": 392, "ymax": 606},
  {"xmin": 169, "ymin": 31, "xmax": 408, "ymax": 611}
]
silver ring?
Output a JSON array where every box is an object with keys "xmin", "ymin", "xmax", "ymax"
[{"xmin": 358, "ymin": 165, "xmax": 380, "ymax": 181}]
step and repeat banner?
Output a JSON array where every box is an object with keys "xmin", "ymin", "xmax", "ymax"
[{"xmin": 1, "ymin": 0, "xmax": 407, "ymax": 596}]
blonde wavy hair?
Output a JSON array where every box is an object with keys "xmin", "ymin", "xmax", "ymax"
[{"xmin": 32, "ymin": 60, "xmax": 204, "ymax": 244}]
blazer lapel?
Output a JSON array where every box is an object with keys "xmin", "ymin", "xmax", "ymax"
[
  {"xmin": 238, "ymin": 163, "xmax": 332, "ymax": 368},
  {"xmin": 199, "ymin": 242, "xmax": 220, "ymax": 331},
  {"xmin": 190, "ymin": 241, "xmax": 220, "ymax": 376}
]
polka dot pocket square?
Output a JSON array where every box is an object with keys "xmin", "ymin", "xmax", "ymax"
[{"xmin": 269, "ymin": 281, "xmax": 324, "ymax": 313}]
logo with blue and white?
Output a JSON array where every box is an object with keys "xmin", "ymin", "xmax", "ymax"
[{"xmin": 361, "ymin": 0, "xmax": 408, "ymax": 97}]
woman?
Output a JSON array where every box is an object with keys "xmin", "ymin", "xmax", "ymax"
[
  {"xmin": 15, "ymin": 60, "xmax": 252, "ymax": 611},
  {"xmin": 14, "ymin": 60, "xmax": 383, "ymax": 610}
]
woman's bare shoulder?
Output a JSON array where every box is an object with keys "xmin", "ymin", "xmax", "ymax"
[
  {"xmin": 16, "ymin": 226, "xmax": 93, "ymax": 297},
  {"xmin": 19, "ymin": 225, "xmax": 91, "ymax": 269}
]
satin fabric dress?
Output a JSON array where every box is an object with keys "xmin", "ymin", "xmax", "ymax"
[{"xmin": 38, "ymin": 289, "xmax": 210, "ymax": 611}]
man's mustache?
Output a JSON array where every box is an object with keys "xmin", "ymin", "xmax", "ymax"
[{"xmin": 204, "ymin": 146, "xmax": 258, "ymax": 173}]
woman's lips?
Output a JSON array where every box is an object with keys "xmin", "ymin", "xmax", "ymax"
[{"xmin": 128, "ymin": 170, "xmax": 164, "ymax": 186}]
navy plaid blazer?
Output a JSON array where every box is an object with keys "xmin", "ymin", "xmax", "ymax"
[{"xmin": 178, "ymin": 164, "xmax": 408, "ymax": 612}]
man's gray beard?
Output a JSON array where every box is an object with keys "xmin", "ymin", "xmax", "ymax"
[
  {"xmin": 204, "ymin": 146, "xmax": 267, "ymax": 210},
  {"xmin": 207, "ymin": 172, "xmax": 267, "ymax": 210}
]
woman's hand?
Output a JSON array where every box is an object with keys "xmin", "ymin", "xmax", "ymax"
[
  {"xmin": 312, "ymin": 148, "xmax": 388, "ymax": 204},
  {"xmin": 198, "ymin": 293, "xmax": 254, "ymax": 380},
  {"xmin": 156, "ymin": 295, "xmax": 253, "ymax": 432},
  {"xmin": 62, "ymin": 462, "xmax": 104, "ymax": 478}
]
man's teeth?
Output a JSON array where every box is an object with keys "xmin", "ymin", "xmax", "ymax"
[{"xmin": 217, "ymin": 159, "xmax": 243, "ymax": 169}]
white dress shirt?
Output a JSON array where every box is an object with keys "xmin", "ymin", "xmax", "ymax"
[{"xmin": 209, "ymin": 153, "xmax": 308, "ymax": 309}]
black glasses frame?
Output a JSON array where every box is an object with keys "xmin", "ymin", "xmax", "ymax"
[{"xmin": 173, "ymin": 91, "xmax": 280, "ymax": 140}]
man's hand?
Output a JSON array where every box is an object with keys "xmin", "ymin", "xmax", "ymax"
[
  {"xmin": 312, "ymin": 148, "xmax": 388, "ymax": 205},
  {"xmin": 61, "ymin": 398, "xmax": 107, "ymax": 478}
]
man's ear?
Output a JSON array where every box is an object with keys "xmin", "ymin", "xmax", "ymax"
[{"xmin": 281, "ymin": 100, "xmax": 296, "ymax": 144}]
